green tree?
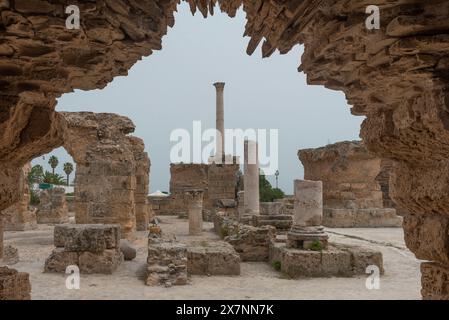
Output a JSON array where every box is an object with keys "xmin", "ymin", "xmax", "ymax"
[
  {"xmin": 42, "ymin": 171, "xmax": 66, "ymax": 185},
  {"xmin": 63, "ymin": 162, "xmax": 74, "ymax": 186},
  {"xmin": 48, "ymin": 155, "xmax": 59, "ymax": 174},
  {"xmin": 28, "ymin": 165, "xmax": 44, "ymax": 184},
  {"xmin": 259, "ymin": 170, "xmax": 285, "ymax": 202}
]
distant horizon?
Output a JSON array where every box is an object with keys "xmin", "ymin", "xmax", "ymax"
[{"xmin": 32, "ymin": 2, "xmax": 364, "ymax": 194}]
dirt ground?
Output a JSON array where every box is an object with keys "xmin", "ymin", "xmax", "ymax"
[{"xmin": 3, "ymin": 215, "xmax": 422, "ymax": 300}]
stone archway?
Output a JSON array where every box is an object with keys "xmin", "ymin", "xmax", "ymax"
[{"xmin": 1, "ymin": 0, "xmax": 449, "ymax": 299}]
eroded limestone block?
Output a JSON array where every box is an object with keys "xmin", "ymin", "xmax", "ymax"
[
  {"xmin": 323, "ymin": 208, "xmax": 403, "ymax": 228},
  {"xmin": 421, "ymin": 262, "xmax": 449, "ymax": 300},
  {"xmin": 146, "ymin": 235, "xmax": 188, "ymax": 287},
  {"xmin": 186, "ymin": 240, "xmax": 240, "ymax": 276},
  {"xmin": 120, "ymin": 239, "xmax": 137, "ymax": 261},
  {"xmin": 54, "ymin": 224, "xmax": 121, "ymax": 252},
  {"xmin": 36, "ymin": 187, "xmax": 69, "ymax": 224},
  {"xmin": 260, "ymin": 202, "xmax": 283, "ymax": 216},
  {"xmin": 0, "ymin": 267, "xmax": 31, "ymax": 300},
  {"xmin": 269, "ymin": 241, "xmax": 384, "ymax": 278},
  {"xmin": 45, "ymin": 224, "xmax": 123, "ymax": 274}
]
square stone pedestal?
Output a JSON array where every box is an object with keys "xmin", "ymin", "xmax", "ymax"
[
  {"xmin": 270, "ymin": 241, "xmax": 384, "ymax": 278},
  {"xmin": 44, "ymin": 224, "xmax": 123, "ymax": 274},
  {"xmin": 287, "ymin": 225, "xmax": 329, "ymax": 250},
  {"xmin": 186, "ymin": 240, "xmax": 240, "ymax": 275}
]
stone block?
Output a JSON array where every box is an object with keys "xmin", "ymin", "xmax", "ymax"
[
  {"xmin": 323, "ymin": 208, "xmax": 402, "ymax": 228},
  {"xmin": 54, "ymin": 224, "xmax": 121, "ymax": 252},
  {"xmin": 0, "ymin": 267, "xmax": 31, "ymax": 300},
  {"xmin": 269, "ymin": 241, "xmax": 384, "ymax": 278},
  {"xmin": 186, "ymin": 240, "xmax": 240, "ymax": 275}
]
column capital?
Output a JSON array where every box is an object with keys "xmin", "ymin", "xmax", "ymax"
[{"xmin": 213, "ymin": 82, "xmax": 225, "ymax": 90}]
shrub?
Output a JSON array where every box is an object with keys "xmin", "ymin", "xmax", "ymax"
[{"xmin": 272, "ymin": 261, "xmax": 281, "ymax": 271}]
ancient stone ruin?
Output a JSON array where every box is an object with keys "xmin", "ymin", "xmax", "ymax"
[
  {"xmin": 1, "ymin": 163, "xmax": 37, "ymax": 231},
  {"xmin": 45, "ymin": 224, "xmax": 123, "ymax": 274},
  {"xmin": 62, "ymin": 112, "xmax": 151, "ymax": 238},
  {"xmin": 299, "ymin": 141, "xmax": 403, "ymax": 228},
  {"xmin": 1, "ymin": 0, "xmax": 449, "ymax": 300},
  {"xmin": 36, "ymin": 187, "xmax": 69, "ymax": 224},
  {"xmin": 270, "ymin": 179, "xmax": 384, "ymax": 278}
]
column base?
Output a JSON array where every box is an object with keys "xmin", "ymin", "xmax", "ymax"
[{"xmin": 287, "ymin": 225, "xmax": 329, "ymax": 250}]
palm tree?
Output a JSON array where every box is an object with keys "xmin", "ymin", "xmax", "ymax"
[
  {"xmin": 28, "ymin": 164, "xmax": 44, "ymax": 184},
  {"xmin": 42, "ymin": 171, "xmax": 66, "ymax": 185},
  {"xmin": 48, "ymin": 155, "xmax": 59, "ymax": 174},
  {"xmin": 63, "ymin": 162, "xmax": 74, "ymax": 186}
]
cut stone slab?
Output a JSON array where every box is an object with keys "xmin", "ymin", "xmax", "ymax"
[
  {"xmin": 269, "ymin": 241, "xmax": 384, "ymax": 278},
  {"xmin": 44, "ymin": 248, "xmax": 123, "ymax": 274},
  {"xmin": 323, "ymin": 208, "xmax": 403, "ymax": 228},
  {"xmin": 186, "ymin": 240, "xmax": 240, "ymax": 276},
  {"xmin": 54, "ymin": 224, "xmax": 121, "ymax": 252},
  {"xmin": 120, "ymin": 239, "xmax": 137, "ymax": 261},
  {"xmin": 0, "ymin": 267, "xmax": 31, "ymax": 300},
  {"xmin": 1, "ymin": 245, "xmax": 19, "ymax": 265}
]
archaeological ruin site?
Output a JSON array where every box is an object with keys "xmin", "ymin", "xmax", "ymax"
[{"xmin": 0, "ymin": 0, "xmax": 448, "ymax": 302}]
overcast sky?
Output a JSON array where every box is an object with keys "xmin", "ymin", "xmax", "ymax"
[{"xmin": 33, "ymin": 3, "xmax": 364, "ymax": 194}]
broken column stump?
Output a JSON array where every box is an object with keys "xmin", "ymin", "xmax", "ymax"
[{"xmin": 44, "ymin": 224, "xmax": 123, "ymax": 274}]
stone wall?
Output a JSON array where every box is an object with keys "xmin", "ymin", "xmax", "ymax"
[
  {"xmin": 166, "ymin": 162, "xmax": 239, "ymax": 216},
  {"xmin": 62, "ymin": 112, "xmax": 150, "ymax": 238},
  {"xmin": 1, "ymin": 163, "xmax": 37, "ymax": 231},
  {"xmin": 0, "ymin": 267, "xmax": 31, "ymax": 300},
  {"xmin": 299, "ymin": 141, "xmax": 402, "ymax": 228},
  {"xmin": 36, "ymin": 187, "xmax": 69, "ymax": 224}
]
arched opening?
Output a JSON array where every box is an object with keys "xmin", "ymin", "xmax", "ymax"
[{"xmin": 0, "ymin": 0, "xmax": 448, "ymax": 300}]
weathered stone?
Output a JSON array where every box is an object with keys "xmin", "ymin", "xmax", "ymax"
[
  {"xmin": 243, "ymin": 140, "xmax": 259, "ymax": 219},
  {"xmin": 0, "ymin": 267, "xmax": 31, "ymax": 300},
  {"xmin": 120, "ymin": 239, "xmax": 137, "ymax": 261},
  {"xmin": 146, "ymin": 235, "xmax": 188, "ymax": 287},
  {"xmin": 185, "ymin": 189, "xmax": 204, "ymax": 235},
  {"xmin": 186, "ymin": 240, "xmax": 240, "ymax": 275},
  {"xmin": 36, "ymin": 187, "xmax": 69, "ymax": 224},
  {"xmin": 2, "ymin": 0, "xmax": 449, "ymax": 299},
  {"xmin": 421, "ymin": 262, "xmax": 449, "ymax": 300},
  {"xmin": 270, "ymin": 241, "xmax": 384, "ymax": 278},
  {"xmin": 54, "ymin": 224, "xmax": 121, "ymax": 252},
  {"xmin": 1, "ymin": 163, "xmax": 37, "ymax": 231},
  {"xmin": 1, "ymin": 245, "xmax": 19, "ymax": 265}
]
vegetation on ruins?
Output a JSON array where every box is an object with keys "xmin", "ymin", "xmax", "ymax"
[
  {"xmin": 259, "ymin": 170, "xmax": 285, "ymax": 202},
  {"xmin": 272, "ymin": 261, "xmax": 282, "ymax": 271},
  {"xmin": 42, "ymin": 172, "xmax": 66, "ymax": 185},
  {"xmin": 309, "ymin": 241, "xmax": 325, "ymax": 252}
]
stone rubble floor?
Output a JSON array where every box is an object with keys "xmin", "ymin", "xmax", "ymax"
[{"xmin": 3, "ymin": 215, "xmax": 421, "ymax": 300}]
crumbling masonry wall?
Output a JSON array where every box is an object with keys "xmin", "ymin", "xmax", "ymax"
[
  {"xmin": 299, "ymin": 141, "xmax": 402, "ymax": 228},
  {"xmin": 2, "ymin": 0, "xmax": 449, "ymax": 299},
  {"xmin": 62, "ymin": 112, "xmax": 150, "ymax": 238}
]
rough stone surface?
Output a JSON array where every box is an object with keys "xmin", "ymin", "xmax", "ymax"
[
  {"xmin": 186, "ymin": 240, "xmax": 240, "ymax": 276},
  {"xmin": 146, "ymin": 234, "xmax": 188, "ymax": 287},
  {"xmin": 270, "ymin": 241, "xmax": 384, "ymax": 278},
  {"xmin": 0, "ymin": 267, "xmax": 31, "ymax": 300},
  {"xmin": 214, "ymin": 212, "xmax": 275, "ymax": 262},
  {"xmin": 421, "ymin": 262, "xmax": 449, "ymax": 300},
  {"xmin": 1, "ymin": 0, "xmax": 449, "ymax": 299},
  {"xmin": 36, "ymin": 187, "xmax": 69, "ymax": 224},
  {"xmin": 1, "ymin": 163, "xmax": 37, "ymax": 231},
  {"xmin": 120, "ymin": 239, "xmax": 137, "ymax": 261},
  {"xmin": 45, "ymin": 224, "xmax": 123, "ymax": 274},
  {"xmin": 1, "ymin": 245, "xmax": 19, "ymax": 265},
  {"xmin": 299, "ymin": 141, "xmax": 402, "ymax": 228}
]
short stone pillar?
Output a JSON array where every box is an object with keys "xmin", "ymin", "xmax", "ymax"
[
  {"xmin": 185, "ymin": 189, "xmax": 204, "ymax": 235},
  {"xmin": 243, "ymin": 140, "xmax": 260, "ymax": 220},
  {"xmin": 287, "ymin": 180, "xmax": 328, "ymax": 250}
]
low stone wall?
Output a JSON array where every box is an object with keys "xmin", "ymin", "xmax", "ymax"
[
  {"xmin": 45, "ymin": 224, "xmax": 123, "ymax": 274},
  {"xmin": 214, "ymin": 212, "xmax": 276, "ymax": 262},
  {"xmin": 323, "ymin": 208, "xmax": 403, "ymax": 228}
]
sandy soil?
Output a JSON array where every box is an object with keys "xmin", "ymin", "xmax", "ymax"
[{"xmin": 3, "ymin": 216, "xmax": 422, "ymax": 300}]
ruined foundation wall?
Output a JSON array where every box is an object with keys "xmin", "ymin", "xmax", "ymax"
[{"xmin": 299, "ymin": 141, "xmax": 402, "ymax": 228}]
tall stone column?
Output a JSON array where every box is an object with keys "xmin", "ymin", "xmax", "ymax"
[
  {"xmin": 213, "ymin": 82, "xmax": 225, "ymax": 161},
  {"xmin": 287, "ymin": 180, "xmax": 328, "ymax": 249},
  {"xmin": 185, "ymin": 189, "xmax": 204, "ymax": 235},
  {"xmin": 243, "ymin": 140, "xmax": 260, "ymax": 221}
]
